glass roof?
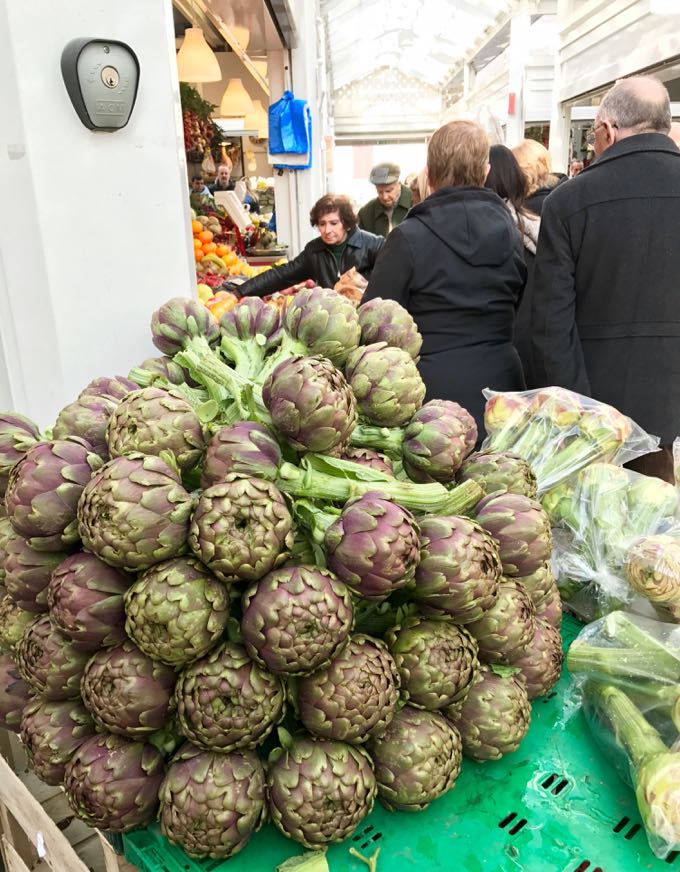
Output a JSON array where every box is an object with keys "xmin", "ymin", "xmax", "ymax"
[{"xmin": 322, "ymin": 0, "xmax": 516, "ymax": 91}]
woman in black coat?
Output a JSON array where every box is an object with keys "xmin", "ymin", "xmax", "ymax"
[{"xmin": 362, "ymin": 121, "xmax": 527, "ymax": 436}]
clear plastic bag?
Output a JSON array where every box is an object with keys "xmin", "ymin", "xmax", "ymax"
[
  {"xmin": 567, "ymin": 611, "xmax": 680, "ymax": 859},
  {"xmin": 482, "ymin": 387, "xmax": 660, "ymax": 494}
]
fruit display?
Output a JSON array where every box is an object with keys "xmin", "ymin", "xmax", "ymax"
[{"xmin": 180, "ymin": 84, "xmax": 218, "ymax": 162}]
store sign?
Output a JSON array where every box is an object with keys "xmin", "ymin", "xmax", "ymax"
[{"xmin": 650, "ymin": 0, "xmax": 680, "ymax": 13}]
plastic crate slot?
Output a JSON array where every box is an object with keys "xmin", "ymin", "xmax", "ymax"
[
  {"xmin": 613, "ymin": 816, "xmax": 630, "ymax": 832},
  {"xmin": 498, "ymin": 812, "xmax": 517, "ymax": 829},
  {"xmin": 371, "ymin": 832, "xmax": 383, "ymax": 842},
  {"xmin": 541, "ymin": 773, "xmax": 557, "ymax": 790},
  {"xmin": 574, "ymin": 862, "xmax": 590, "ymax": 872},
  {"xmin": 552, "ymin": 778, "xmax": 569, "ymax": 796},
  {"xmin": 624, "ymin": 823, "xmax": 641, "ymax": 841},
  {"xmin": 666, "ymin": 851, "xmax": 679, "ymax": 864},
  {"xmin": 593, "ymin": 867, "xmax": 603, "ymax": 871},
  {"xmin": 508, "ymin": 818, "xmax": 527, "ymax": 836},
  {"xmin": 352, "ymin": 824, "xmax": 374, "ymax": 842},
  {"xmin": 542, "ymin": 692, "xmax": 558, "ymax": 703}
]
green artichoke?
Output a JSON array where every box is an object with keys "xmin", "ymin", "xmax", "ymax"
[
  {"xmin": 64, "ymin": 732, "xmax": 164, "ymax": 832},
  {"xmin": 511, "ymin": 620, "xmax": 563, "ymax": 699},
  {"xmin": 324, "ymin": 492, "xmax": 420, "ymax": 602},
  {"xmin": 4, "ymin": 535, "xmax": 65, "ymax": 612},
  {"xmin": 151, "ymin": 296, "xmax": 220, "ymax": 355},
  {"xmin": 386, "ymin": 617, "xmax": 479, "ymax": 710},
  {"xmin": 368, "ymin": 705, "xmax": 462, "ymax": 810},
  {"xmin": 294, "ymin": 634, "xmax": 400, "ymax": 743},
  {"xmin": 457, "ymin": 450, "xmax": 537, "ymax": 499},
  {"xmin": 48, "ymin": 552, "xmax": 130, "ymax": 651},
  {"xmin": 52, "ymin": 395, "xmax": 118, "ymax": 460},
  {"xmin": 451, "ymin": 665, "xmax": 531, "ymax": 761},
  {"xmin": 535, "ymin": 581, "xmax": 562, "ymax": 629},
  {"xmin": 129, "ymin": 356, "xmax": 199, "ymax": 390},
  {"xmin": 413, "ymin": 515, "xmax": 502, "ymax": 623},
  {"xmin": 625, "ymin": 535, "xmax": 680, "ymax": 606},
  {"xmin": 17, "ymin": 614, "xmax": 90, "ymax": 699},
  {"xmin": 344, "ymin": 342, "xmax": 425, "ymax": 428},
  {"xmin": 78, "ymin": 375, "xmax": 137, "ymax": 402},
  {"xmin": 77, "ymin": 454, "xmax": 194, "ymax": 572},
  {"xmin": 0, "ymin": 652, "xmax": 32, "ymax": 731},
  {"xmin": 517, "ymin": 561, "xmax": 554, "ymax": 605},
  {"xmin": 262, "ymin": 356, "xmax": 357, "ymax": 454},
  {"xmin": 201, "ymin": 421, "xmax": 282, "ymax": 489},
  {"xmin": 159, "ymin": 743, "xmax": 266, "ymax": 859},
  {"xmin": 5, "ymin": 438, "xmax": 102, "ymax": 550},
  {"xmin": 283, "ymin": 285, "xmax": 361, "ymax": 366},
  {"xmin": 466, "ymin": 579, "xmax": 536, "ymax": 665},
  {"xmin": 626, "ymin": 476, "xmax": 679, "ymax": 538},
  {"xmin": 124, "ymin": 557, "xmax": 229, "ymax": 666},
  {"xmin": 175, "ymin": 641, "xmax": 284, "ymax": 752},
  {"xmin": 242, "ymin": 565, "xmax": 353, "ymax": 675},
  {"xmin": 475, "ymin": 491, "xmax": 552, "ymax": 577},
  {"xmin": 0, "ymin": 412, "xmax": 41, "ymax": 497},
  {"xmin": 106, "ymin": 387, "xmax": 205, "ymax": 472},
  {"xmin": 80, "ymin": 640, "xmax": 176, "ymax": 737},
  {"xmin": 357, "ymin": 297, "xmax": 423, "ymax": 360},
  {"xmin": 0, "ymin": 596, "xmax": 34, "ymax": 652},
  {"xmin": 189, "ymin": 474, "xmax": 294, "ymax": 583},
  {"xmin": 20, "ymin": 698, "xmax": 96, "ymax": 786},
  {"xmin": 267, "ymin": 734, "xmax": 376, "ymax": 848},
  {"xmin": 403, "ymin": 400, "xmax": 477, "ymax": 483},
  {"xmin": 340, "ymin": 446, "xmax": 393, "ymax": 475}
]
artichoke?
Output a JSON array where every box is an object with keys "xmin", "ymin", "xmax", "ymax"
[
  {"xmin": 283, "ymin": 285, "xmax": 361, "ymax": 366},
  {"xmin": 80, "ymin": 640, "xmax": 176, "ymax": 737},
  {"xmin": 466, "ymin": 579, "xmax": 536, "ymax": 665},
  {"xmin": 48, "ymin": 552, "xmax": 130, "ymax": 651},
  {"xmin": 267, "ymin": 734, "xmax": 376, "ymax": 848},
  {"xmin": 262, "ymin": 356, "xmax": 357, "ymax": 454},
  {"xmin": 53, "ymin": 395, "xmax": 118, "ymax": 460},
  {"xmin": 413, "ymin": 515, "xmax": 502, "ymax": 623},
  {"xmin": 457, "ymin": 450, "xmax": 538, "ymax": 499},
  {"xmin": 242, "ymin": 565, "xmax": 353, "ymax": 675},
  {"xmin": 357, "ymin": 297, "xmax": 423, "ymax": 360},
  {"xmin": 295, "ymin": 634, "xmax": 400, "ymax": 743},
  {"xmin": 78, "ymin": 375, "xmax": 137, "ymax": 402},
  {"xmin": 17, "ymin": 614, "xmax": 90, "ymax": 699},
  {"xmin": 535, "ymin": 582, "xmax": 563, "ymax": 630},
  {"xmin": 0, "ymin": 515, "xmax": 14, "ymax": 582},
  {"xmin": 5, "ymin": 438, "xmax": 102, "ymax": 550},
  {"xmin": 64, "ymin": 733, "xmax": 164, "ymax": 832},
  {"xmin": 451, "ymin": 665, "xmax": 531, "ymax": 761},
  {"xmin": 189, "ymin": 475, "xmax": 294, "ymax": 583},
  {"xmin": 625, "ymin": 535, "xmax": 680, "ymax": 606},
  {"xmin": 517, "ymin": 562, "xmax": 554, "ymax": 606},
  {"xmin": 511, "ymin": 620, "xmax": 563, "ymax": 699},
  {"xmin": 324, "ymin": 492, "xmax": 420, "ymax": 602},
  {"xmin": 151, "ymin": 296, "xmax": 220, "ymax": 355},
  {"xmin": 0, "ymin": 652, "xmax": 32, "ymax": 731},
  {"xmin": 0, "ymin": 596, "xmax": 34, "ymax": 652},
  {"xmin": 475, "ymin": 491, "xmax": 552, "ymax": 577},
  {"xmin": 4, "ymin": 536, "xmax": 65, "ymax": 612},
  {"xmin": 386, "ymin": 617, "xmax": 479, "ymax": 710},
  {"xmin": 403, "ymin": 400, "xmax": 477, "ymax": 483},
  {"xmin": 124, "ymin": 557, "xmax": 229, "ymax": 666},
  {"xmin": 77, "ymin": 454, "xmax": 194, "ymax": 572},
  {"xmin": 368, "ymin": 705, "xmax": 462, "ymax": 810},
  {"xmin": 0, "ymin": 412, "xmax": 41, "ymax": 497},
  {"xmin": 340, "ymin": 446, "xmax": 394, "ymax": 475},
  {"xmin": 20, "ymin": 698, "xmax": 96, "ymax": 786},
  {"xmin": 131, "ymin": 356, "xmax": 198, "ymax": 388},
  {"xmin": 175, "ymin": 641, "xmax": 284, "ymax": 752},
  {"xmin": 106, "ymin": 387, "xmax": 205, "ymax": 472},
  {"xmin": 344, "ymin": 342, "xmax": 425, "ymax": 428},
  {"xmin": 201, "ymin": 421, "xmax": 282, "ymax": 489},
  {"xmin": 159, "ymin": 744, "xmax": 266, "ymax": 859},
  {"xmin": 219, "ymin": 297, "xmax": 283, "ymax": 378}
]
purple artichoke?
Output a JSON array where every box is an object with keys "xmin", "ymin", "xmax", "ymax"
[
  {"xmin": 0, "ymin": 596, "xmax": 34, "ymax": 652},
  {"xmin": 0, "ymin": 516, "xmax": 14, "ymax": 583},
  {"xmin": 403, "ymin": 400, "xmax": 478, "ymax": 483},
  {"xmin": 0, "ymin": 412, "xmax": 41, "ymax": 497},
  {"xmin": 345, "ymin": 342, "xmax": 426, "ymax": 428},
  {"xmin": 324, "ymin": 492, "xmax": 420, "ymax": 602},
  {"xmin": 414, "ymin": 515, "xmax": 502, "ymax": 623},
  {"xmin": 368, "ymin": 706, "xmax": 462, "ymax": 810},
  {"xmin": 201, "ymin": 422, "xmax": 282, "ymax": 489},
  {"xmin": 510, "ymin": 620, "xmax": 563, "ymax": 699},
  {"xmin": 284, "ymin": 285, "xmax": 361, "ymax": 366},
  {"xmin": 475, "ymin": 492, "xmax": 552, "ymax": 577},
  {"xmin": 262, "ymin": 356, "xmax": 357, "ymax": 453},
  {"xmin": 20, "ymin": 698, "xmax": 96, "ymax": 785},
  {"xmin": 357, "ymin": 297, "xmax": 423, "ymax": 361},
  {"xmin": 457, "ymin": 450, "xmax": 537, "ymax": 499},
  {"xmin": 175, "ymin": 641, "xmax": 284, "ymax": 752},
  {"xmin": 220, "ymin": 297, "xmax": 283, "ymax": 378},
  {"xmin": 131, "ymin": 357, "xmax": 198, "ymax": 388},
  {"xmin": 77, "ymin": 454, "xmax": 194, "ymax": 572},
  {"xmin": 5, "ymin": 438, "xmax": 102, "ymax": 550},
  {"xmin": 340, "ymin": 446, "xmax": 393, "ymax": 475},
  {"xmin": 4, "ymin": 536, "xmax": 66, "ymax": 612},
  {"xmin": 64, "ymin": 733, "xmax": 164, "ymax": 832},
  {"xmin": 242, "ymin": 565, "xmax": 353, "ymax": 675},
  {"xmin": 268, "ymin": 734, "xmax": 376, "ymax": 848},
  {"xmin": 466, "ymin": 579, "xmax": 537, "ymax": 664},
  {"xmin": 78, "ymin": 375, "xmax": 137, "ymax": 402},
  {"xmin": 535, "ymin": 581, "xmax": 563, "ymax": 630},
  {"xmin": 159, "ymin": 744, "xmax": 266, "ymax": 859},
  {"xmin": 81, "ymin": 640, "xmax": 177, "ymax": 737},
  {"xmin": 151, "ymin": 296, "xmax": 220, "ymax": 355},
  {"xmin": 47, "ymin": 552, "xmax": 130, "ymax": 651},
  {"xmin": 17, "ymin": 614, "xmax": 90, "ymax": 699},
  {"xmin": 0, "ymin": 652, "xmax": 32, "ymax": 731},
  {"xmin": 52, "ymin": 395, "xmax": 118, "ymax": 459},
  {"xmin": 517, "ymin": 562, "xmax": 554, "ymax": 606}
]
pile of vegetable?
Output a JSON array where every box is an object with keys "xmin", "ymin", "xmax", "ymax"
[{"xmin": 0, "ymin": 290, "xmax": 564, "ymax": 862}]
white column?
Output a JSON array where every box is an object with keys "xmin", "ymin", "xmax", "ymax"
[
  {"xmin": 548, "ymin": 0, "xmax": 572, "ymax": 173},
  {"xmin": 505, "ymin": 8, "xmax": 531, "ymax": 147},
  {"xmin": 0, "ymin": 0, "xmax": 194, "ymax": 427}
]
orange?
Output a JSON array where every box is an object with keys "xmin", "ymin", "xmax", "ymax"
[
  {"xmin": 215, "ymin": 244, "xmax": 229, "ymax": 257},
  {"xmin": 193, "ymin": 237, "xmax": 202, "ymax": 250},
  {"xmin": 191, "ymin": 219, "xmax": 202, "ymax": 234},
  {"xmin": 194, "ymin": 249, "xmax": 204, "ymax": 262},
  {"xmin": 203, "ymin": 242, "xmax": 217, "ymax": 254},
  {"xmin": 198, "ymin": 230, "xmax": 214, "ymax": 244}
]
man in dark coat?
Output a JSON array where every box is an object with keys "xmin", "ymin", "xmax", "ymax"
[
  {"xmin": 362, "ymin": 121, "xmax": 527, "ymax": 436},
  {"xmin": 530, "ymin": 76, "xmax": 680, "ymax": 480},
  {"xmin": 358, "ymin": 163, "xmax": 412, "ymax": 237}
]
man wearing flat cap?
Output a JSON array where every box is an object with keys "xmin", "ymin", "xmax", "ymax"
[{"xmin": 358, "ymin": 162, "xmax": 413, "ymax": 237}]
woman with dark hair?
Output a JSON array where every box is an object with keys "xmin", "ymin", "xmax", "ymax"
[{"xmin": 230, "ymin": 194, "xmax": 384, "ymax": 297}]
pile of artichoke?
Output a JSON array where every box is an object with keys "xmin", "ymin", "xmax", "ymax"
[{"xmin": 0, "ymin": 290, "xmax": 562, "ymax": 861}]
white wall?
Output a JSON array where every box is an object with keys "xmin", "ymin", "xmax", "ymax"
[{"xmin": 0, "ymin": 0, "xmax": 194, "ymax": 427}]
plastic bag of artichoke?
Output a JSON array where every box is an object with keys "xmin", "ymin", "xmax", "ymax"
[
  {"xmin": 567, "ymin": 611, "xmax": 680, "ymax": 859},
  {"xmin": 482, "ymin": 386, "xmax": 659, "ymax": 495},
  {"xmin": 544, "ymin": 463, "xmax": 680, "ymax": 622}
]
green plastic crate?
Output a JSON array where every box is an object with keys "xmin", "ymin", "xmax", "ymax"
[{"xmin": 124, "ymin": 615, "xmax": 678, "ymax": 872}]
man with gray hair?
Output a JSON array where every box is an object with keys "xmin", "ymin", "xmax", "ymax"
[{"xmin": 531, "ymin": 76, "xmax": 680, "ymax": 480}]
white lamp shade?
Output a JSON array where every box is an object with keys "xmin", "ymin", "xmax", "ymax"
[
  {"xmin": 220, "ymin": 78, "xmax": 255, "ymax": 117},
  {"xmin": 177, "ymin": 27, "xmax": 221, "ymax": 83},
  {"xmin": 245, "ymin": 100, "xmax": 269, "ymax": 138},
  {"xmin": 231, "ymin": 25, "xmax": 250, "ymax": 49}
]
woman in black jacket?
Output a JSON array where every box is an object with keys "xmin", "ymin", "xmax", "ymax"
[
  {"xmin": 232, "ymin": 195, "xmax": 384, "ymax": 298},
  {"xmin": 362, "ymin": 121, "xmax": 527, "ymax": 436}
]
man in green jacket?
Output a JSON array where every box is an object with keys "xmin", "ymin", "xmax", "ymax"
[{"xmin": 358, "ymin": 162, "xmax": 412, "ymax": 237}]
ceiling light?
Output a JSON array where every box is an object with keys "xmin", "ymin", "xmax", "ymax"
[
  {"xmin": 220, "ymin": 78, "xmax": 255, "ymax": 117},
  {"xmin": 176, "ymin": 27, "xmax": 221, "ymax": 82},
  {"xmin": 231, "ymin": 25, "xmax": 251, "ymax": 50}
]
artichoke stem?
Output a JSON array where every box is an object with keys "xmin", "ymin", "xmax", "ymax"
[
  {"xmin": 567, "ymin": 642, "xmax": 680, "ymax": 683},
  {"xmin": 588, "ymin": 683, "xmax": 668, "ymax": 770},
  {"xmin": 350, "ymin": 423, "xmax": 404, "ymax": 458},
  {"xmin": 604, "ymin": 612, "xmax": 680, "ymax": 676},
  {"xmin": 349, "ymin": 846, "xmax": 381, "ymax": 872}
]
